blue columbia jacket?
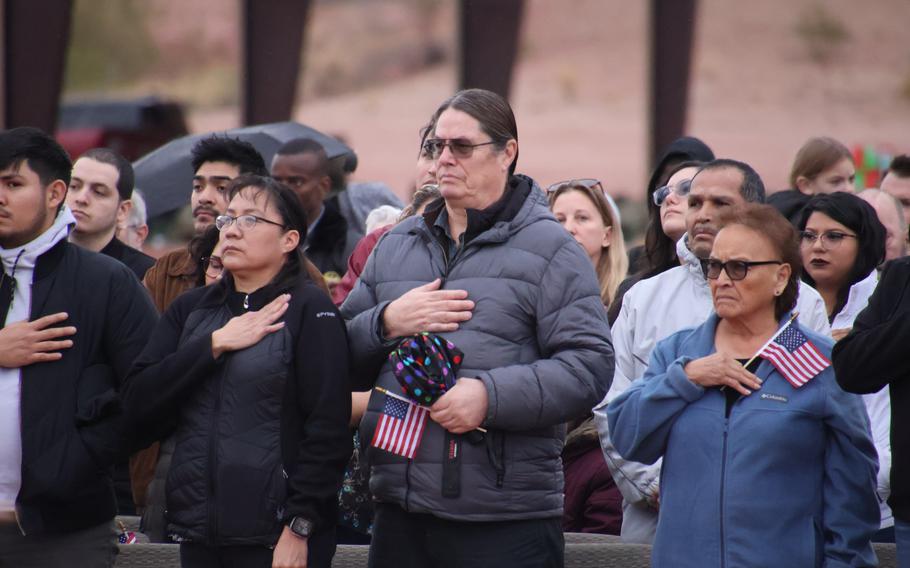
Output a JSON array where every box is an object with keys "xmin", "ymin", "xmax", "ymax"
[{"xmin": 608, "ymin": 314, "xmax": 879, "ymax": 568}]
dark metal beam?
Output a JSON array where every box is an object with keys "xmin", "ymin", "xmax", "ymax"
[
  {"xmin": 458, "ymin": 0, "xmax": 524, "ymax": 99},
  {"xmin": 1, "ymin": 0, "xmax": 73, "ymax": 132},
  {"xmin": 649, "ymin": 0, "xmax": 697, "ymax": 165},
  {"xmin": 241, "ymin": 0, "xmax": 310, "ymax": 126}
]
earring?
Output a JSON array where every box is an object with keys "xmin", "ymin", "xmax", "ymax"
[{"xmin": 774, "ymin": 289, "xmax": 782, "ymax": 296}]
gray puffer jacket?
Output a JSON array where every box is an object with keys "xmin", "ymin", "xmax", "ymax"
[{"xmin": 341, "ymin": 175, "xmax": 614, "ymax": 522}]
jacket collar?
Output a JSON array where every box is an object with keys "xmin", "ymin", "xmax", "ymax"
[
  {"xmin": 307, "ymin": 195, "xmax": 348, "ymax": 251},
  {"xmin": 676, "ymin": 234, "xmax": 706, "ymax": 284},
  {"xmin": 832, "ymin": 270, "xmax": 878, "ymax": 328},
  {"xmin": 100, "ymin": 236, "xmax": 127, "ymax": 261},
  {"xmin": 418, "ymin": 174, "xmax": 547, "ymax": 247},
  {"xmin": 1, "ymin": 207, "xmax": 75, "ymax": 283}
]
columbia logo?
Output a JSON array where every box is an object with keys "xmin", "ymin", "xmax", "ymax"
[
  {"xmin": 760, "ymin": 393, "xmax": 788, "ymax": 404},
  {"xmin": 316, "ymin": 311, "xmax": 336, "ymax": 318}
]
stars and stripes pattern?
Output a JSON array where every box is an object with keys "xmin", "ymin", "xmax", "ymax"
[
  {"xmin": 759, "ymin": 323, "xmax": 830, "ymax": 388},
  {"xmin": 370, "ymin": 394, "xmax": 429, "ymax": 459}
]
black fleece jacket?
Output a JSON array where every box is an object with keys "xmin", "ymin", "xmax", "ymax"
[
  {"xmin": 833, "ymin": 257, "xmax": 910, "ymax": 522},
  {"xmin": 124, "ymin": 275, "xmax": 352, "ymax": 536}
]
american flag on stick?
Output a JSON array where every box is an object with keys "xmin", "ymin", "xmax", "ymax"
[
  {"xmin": 755, "ymin": 316, "xmax": 830, "ymax": 388},
  {"xmin": 370, "ymin": 389, "xmax": 430, "ymax": 459}
]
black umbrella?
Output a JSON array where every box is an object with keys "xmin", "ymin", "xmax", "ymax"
[{"xmin": 133, "ymin": 121, "xmax": 357, "ymax": 218}]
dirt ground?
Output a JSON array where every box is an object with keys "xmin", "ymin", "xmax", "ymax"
[{"xmin": 185, "ymin": 0, "xmax": 910, "ymax": 211}]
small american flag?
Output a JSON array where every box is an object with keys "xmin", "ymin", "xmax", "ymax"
[
  {"xmin": 370, "ymin": 393, "xmax": 429, "ymax": 459},
  {"xmin": 759, "ymin": 323, "xmax": 830, "ymax": 388},
  {"xmin": 118, "ymin": 531, "xmax": 137, "ymax": 545}
]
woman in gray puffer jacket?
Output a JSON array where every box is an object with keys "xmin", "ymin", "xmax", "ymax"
[{"xmin": 341, "ymin": 88, "xmax": 614, "ymax": 568}]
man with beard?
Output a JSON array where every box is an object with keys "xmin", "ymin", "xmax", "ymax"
[
  {"xmin": 143, "ymin": 136, "xmax": 267, "ymax": 312},
  {"xmin": 593, "ymin": 159, "xmax": 831, "ymax": 544},
  {"xmin": 0, "ymin": 128, "xmax": 156, "ymax": 566}
]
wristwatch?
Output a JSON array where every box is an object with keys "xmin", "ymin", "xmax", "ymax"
[{"xmin": 288, "ymin": 516, "xmax": 314, "ymax": 538}]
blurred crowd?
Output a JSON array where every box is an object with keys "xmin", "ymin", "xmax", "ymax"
[{"xmin": 1, "ymin": 88, "xmax": 909, "ymax": 567}]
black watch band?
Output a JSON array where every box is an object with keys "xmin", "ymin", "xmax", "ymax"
[{"xmin": 288, "ymin": 516, "xmax": 314, "ymax": 538}]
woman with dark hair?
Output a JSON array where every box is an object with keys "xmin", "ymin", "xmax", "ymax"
[
  {"xmin": 610, "ymin": 136, "xmax": 713, "ymax": 324},
  {"xmin": 798, "ymin": 192, "xmax": 885, "ymax": 328},
  {"xmin": 125, "ymin": 175, "xmax": 351, "ymax": 567},
  {"xmin": 798, "ymin": 191, "xmax": 894, "ymax": 541},
  {"xmin": 187, "ymin": 225, "xmax": 223, "ymax": 286},
  {"xmin": 608, "ymin": 203, "xmax": 878, "ymax": 567}
]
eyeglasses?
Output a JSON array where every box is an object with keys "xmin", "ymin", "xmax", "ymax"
[
  {"xmin": 705, "ymin": 259, "xmax": 783, "ymax": 281},
  {"xmin": 799, "ymin": 230, "xmax": 857, "ymax": 249},
  {"xmin": 546, "ymin": 178, "xmax": 604, "ymax": 194},
  {"xmin": 201, "ymin": 255, "xmax": 224, "ymax": 279},
  {"xmin": 422, "ymin": 138, "xmax": 497, "ymax": 160},
  {"xmin": 215, "ymin": 214, "xmax": 286, "ymax": 231},
  {"xmin": 652, "ymin": 179, "xmax": 693, "ymax": 207}
]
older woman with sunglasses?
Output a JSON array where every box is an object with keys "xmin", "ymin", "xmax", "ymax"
[
  {"xmin": 608, "ymin": 203, "xmax": 878, "ymax": 567},
  {"xmin": 548, "ymin": 178, "xmax": 628, "ymax": 308},
  {"xmin": 125, "ymin": 176, "xmax": 351, "ymax": 568}
]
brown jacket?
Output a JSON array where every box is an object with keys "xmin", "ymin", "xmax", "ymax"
[{"xmin": 130, "ymin": 247, "xmax": 330, "ymax": 510}]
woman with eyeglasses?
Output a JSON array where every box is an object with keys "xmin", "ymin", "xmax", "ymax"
[
  {"xmin": 608, "ymin": 203, "xmax": 878, "ymax": 567},
  {"xmin": 798, "ymin": 192, "xmax": 886, "ymax": 331},
  {"xmin": 548, "ymin": 179, "xmax": 628, "ymax": 308},
  {"xmin": 797, "ymin": 192, "xmax": 895, "ymax": 543},
  {"xmin": 125, "ymin": 175, "xmax": 351, "ymax": 568}
]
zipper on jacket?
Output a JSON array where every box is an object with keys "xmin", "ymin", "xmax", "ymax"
[
  {"xmin": 719, "ymin": 417, "xmax": 729, "ymax": 568},
  {"xmin": 15, "ymin": 374, "xmax": 25, "ymax": 536},
  {"xmin": 438, "ymin": 239, "xmax": 452, "ymax": 286},
  {"xmin": 206, "ymin": 359, "xmax": 227, "ymax": 545}
]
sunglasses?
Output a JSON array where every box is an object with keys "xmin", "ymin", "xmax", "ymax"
[
  {"xmin": 704, "ymin": 259, "xmax": 783, "ymax": 281},
  {"xmin": 422, "ymin": 138, "xmax": 497, "ymax": 160},
  {"xmin": 546, "ymin": 178, "xmax": 604, "ymax": 194},
  {"xmin": 652, "ymin": 178, "xmax": 693, "ymax": 207}
]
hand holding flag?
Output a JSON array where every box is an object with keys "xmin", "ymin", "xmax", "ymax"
[
  {"xmin": 370, "ymin": 388, "xmax": 430, "ymax": 459},
  {"xmin": 751, "ymin": 314, "xmax": 831, "ymax": 388}
]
